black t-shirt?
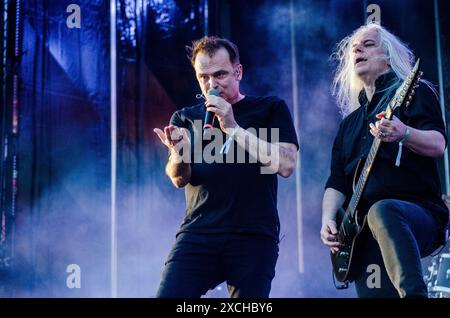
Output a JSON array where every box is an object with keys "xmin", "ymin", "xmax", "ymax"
[
  {"xmin": 325, "ymin": 72, "xmax": 449, "ymax": 228},
  {"xmin": 170, "ymin": 96, "xmax": 299, "ymax": 240}
]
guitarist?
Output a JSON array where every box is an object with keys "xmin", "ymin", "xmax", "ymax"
[{"xmin": 320, "ymin": 23, "xmax": 448, "ymax": 298}]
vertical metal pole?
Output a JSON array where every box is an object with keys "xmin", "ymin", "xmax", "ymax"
[
  {"xmin": 110, "ymin": 0, "xmax": 118, "ymax": 298},
  {"xmin": 0, "ymin": 0, "xmax": 9, "ymax": 248},
  {"xmin": 434, "ymin": 0, "xmax": 450, "ymax": 195},
  {"xmin": 290, "ymin": 0, "xmax": 303, "ymax": 273},
  {"xmin": 204, "ymin": 0, "xmax": 209, "ymax": 36}
]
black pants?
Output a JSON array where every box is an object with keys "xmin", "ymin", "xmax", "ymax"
[
  {"xmin": 354, "ymin": 199, "xmax": 442, "ymax": 298},
  {"xmin": 156, "ymin": 232, "xmax": 279, "ymax": 298}
]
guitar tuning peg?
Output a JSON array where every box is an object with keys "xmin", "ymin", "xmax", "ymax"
[
  {"xmin": 410, "ymin": 89, "xmax": 415, "ymax": 95},
  {"xmin": 405, "ymin": 101, "xmax": 410, "ymax": 107}
]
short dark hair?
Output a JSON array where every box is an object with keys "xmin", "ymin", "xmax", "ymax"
[{"xmin": 187, "ymin": 36, "xmax": 240, "ymax": 67}]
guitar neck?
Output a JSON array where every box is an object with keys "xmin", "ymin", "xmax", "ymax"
[
  {"xmin": 346, "ymin": 106, "xmax": 395, "ymax": 218},
  {"xmin": 346, "ymin": 137, "xmax": 381, "ymax": 218}
]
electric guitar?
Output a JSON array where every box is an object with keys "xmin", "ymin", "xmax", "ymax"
[{"xmin": 331, "ymin": 59, "xmax": 423, "ymax": 284}]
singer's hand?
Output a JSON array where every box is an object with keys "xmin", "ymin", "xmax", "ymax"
[
  {"xmin": 153, "ymin": 125, "xmax": 190, "ymax": 152},
  {"xmin": 204, "ymin": 95, "xmax": 238, "ymax": 134},
  {"xmin": 154, "ymin": 125, "xmax": 192, "ymax": 187}
]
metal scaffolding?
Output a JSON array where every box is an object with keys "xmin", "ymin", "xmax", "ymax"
[{"xmin": 0, "ymin": 0, "xmax": 21, "ymax": 296}]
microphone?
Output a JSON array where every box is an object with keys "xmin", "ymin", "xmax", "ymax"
[{"xmin": 203, "ymin": 88, "xmax": 220, "ymax": 132}]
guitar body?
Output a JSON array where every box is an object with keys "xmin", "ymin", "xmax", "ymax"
[{"xmin": 331, "ymin": 207, "xmax": 368, "ymax": 282}]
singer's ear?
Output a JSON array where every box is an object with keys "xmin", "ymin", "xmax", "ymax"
[{"xmin": 235, "ymin": 64, "xmax": 243, "ymax": 80}]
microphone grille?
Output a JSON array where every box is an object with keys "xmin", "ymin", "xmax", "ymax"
[{"xmin": 208, "ymin": 88, "xmax": 220, "ymax": 96}]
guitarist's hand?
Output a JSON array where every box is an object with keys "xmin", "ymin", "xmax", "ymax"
[
  {"xmin": 320, "ymin": 220, "xmax": 340, "ymax": 253},
  {"xmin": 369, "ymin": 112, "xmax": 407, "ymax": 143}
]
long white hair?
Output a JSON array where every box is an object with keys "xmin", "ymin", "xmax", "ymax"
[{"xmin": 331, "ymin": 23, "xmax": 416, "ymax": 117}]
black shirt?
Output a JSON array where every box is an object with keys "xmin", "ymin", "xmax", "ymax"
[
  {"xmin": 170, "ymin": 96, "xmax": 299, "ymax": 240},
  {"xmin": 325, "ymin": 72, "xmax": 449, "ymax": 227}
]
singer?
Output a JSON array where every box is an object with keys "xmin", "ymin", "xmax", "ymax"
[{"xmin": 153, "ymin": 36, "xmax": 298, "ymax": 298}]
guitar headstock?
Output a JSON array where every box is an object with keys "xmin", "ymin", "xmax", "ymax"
[{"xmin": 386, "ymin": 58, "xmax": 422, "ymax": 119}]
